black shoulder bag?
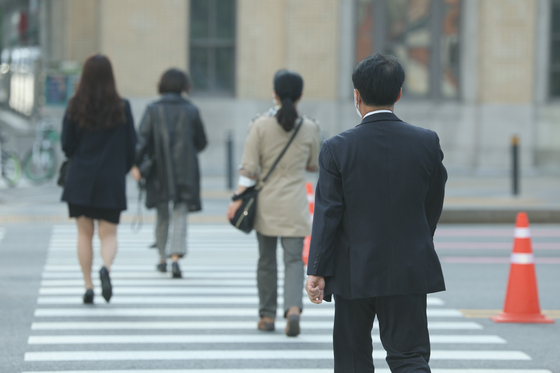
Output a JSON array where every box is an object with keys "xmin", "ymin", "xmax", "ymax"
[
  {"xmin": 230, "ymin": 118, "xmax": 304, "ymax": 234},
  {"xmin": 57, "ymin": 158, "xmax": 72, "ymax": 187}
]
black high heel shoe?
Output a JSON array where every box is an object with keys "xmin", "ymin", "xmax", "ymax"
[
  {"xmin": 171, "ymin": 262, "xmax": 182, "ymax": 278},
  {"xmin": 99, "ymin": 266, "xmax": 112, "ymax": 302},
  {"xmin": 83, "ymin": 289, "xmax": 94, "ymax": 304}
]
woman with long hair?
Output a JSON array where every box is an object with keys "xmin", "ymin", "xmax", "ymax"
[
  {"xmin": 132, "ymin": 68, "xmax": 207, "ymax": 278},
  {"xmin": 227, "ymin": 70, "xmax": 321, "ymax": 336},
  {"xmin": 61, "ymin": 54, "xmax": 137, "ymax": 304}
]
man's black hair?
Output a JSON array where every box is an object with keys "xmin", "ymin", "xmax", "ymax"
[{"xmin": 352, "ymin": 53, "xmax": 405, "ymax": 106}]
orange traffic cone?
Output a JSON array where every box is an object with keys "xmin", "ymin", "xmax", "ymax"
[
  {"xmin": 303, "ymin": 236, "xmax": 311, "ymax": 266},
  {"xmin": 491, "ymin": 212, "xmax": 554, "ymax": 324},
  {"xmin": 302, "ymin": 182, "xmax": 315, "ymax": 266}
]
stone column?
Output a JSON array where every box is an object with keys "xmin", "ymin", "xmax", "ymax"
[{"xmin": 476, "ymin": 0, "xmax": 537, "ymax": 172}]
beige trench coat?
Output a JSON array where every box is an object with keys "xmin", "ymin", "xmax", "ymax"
[{"xmin": 239, "ymin": 113, "xmax": 321, "ymax": 237}]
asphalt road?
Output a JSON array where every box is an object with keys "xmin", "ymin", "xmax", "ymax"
[{"xmin": 1, "ymin": 179, "xmax": 559, "ymax": 372}]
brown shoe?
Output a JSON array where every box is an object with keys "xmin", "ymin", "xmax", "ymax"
[
  {"xmin": 257, "ymin": 316, "xmax": 275, "ymax": 331},
  {"xmin": 285, "ymin": 306, "xmax": 301, "ymax": 337}
]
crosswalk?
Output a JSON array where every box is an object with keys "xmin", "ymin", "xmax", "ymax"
[{"xmin": 22, "ymin": 224, "xmax": 553, "ymax": 373}]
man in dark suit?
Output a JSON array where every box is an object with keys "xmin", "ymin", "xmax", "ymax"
[{"xmin": 306, "ymin": 53, "xmax": 447, "ymax": 372}]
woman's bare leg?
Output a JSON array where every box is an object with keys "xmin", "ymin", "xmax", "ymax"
[
  {"xmin": 98, "ymin": 220, "xmax": 118, "ymax": 271},
  {"xmin": 76, "ymin": 217, "xmax": 95, "ymax": 289}
]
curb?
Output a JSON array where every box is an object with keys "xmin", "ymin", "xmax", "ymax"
[
  {"xmin": 0, "ymin": 215, "xmax": 228, "ymax": 224},
  {"xmin": 2, "ymin": 210, "xmax": 560, "ymax": 224}
]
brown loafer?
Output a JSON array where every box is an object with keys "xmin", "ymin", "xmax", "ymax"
[
  {"xmin": 285, "ymin": 314, "xmax": 300, "ymax": 337},
  {"xmin": 257, "ymin": 316, "xmax": 275, "ymax": 331}
]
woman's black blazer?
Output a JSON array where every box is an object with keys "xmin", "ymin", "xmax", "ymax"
[{"xmin": 61, "ymin": 99, "xmax": 137, "ymax": 211}]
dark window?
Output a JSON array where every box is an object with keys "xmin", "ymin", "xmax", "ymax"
[
  {"xmin": 190, "ymin": 0, "xmax": 236, "ymax": 95},
  {"xmin": 550, "ymin": 0, "xmax": 560, "ymax": 97},
  {"xmin": 356, "ymin": 0, "xmax": 460, "ymax": 100}
]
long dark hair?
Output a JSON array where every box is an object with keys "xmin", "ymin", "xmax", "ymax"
[
  {"xmin": 67, "ymin": 54, "xmax": 125, "ymax": 130},
  {"xmin": 274, "ymin": 70, "xmax": 303, "ymax": 132}
]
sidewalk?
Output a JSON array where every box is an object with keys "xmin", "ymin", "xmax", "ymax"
[
  {"xmin": 0, "ymin": 174, "xmax": 559, "ymax": 224},
  {"xmin": 196, "ymin": 174, "xmax": 560, "ymax": 224},
  {"xmin": 442, "ymin": 175, "xmax": 560, "ymax": 223}
]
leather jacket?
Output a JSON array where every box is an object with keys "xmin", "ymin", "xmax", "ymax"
[{"xmin": 135, "ymin": 94, "xmax": 207, "ymax": 211}]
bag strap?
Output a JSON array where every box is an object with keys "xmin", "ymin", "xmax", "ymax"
[
  {"xmin": 156, "ymin": 105, "xmax": 185, "ymax": 199},
  {"xmin": 262, "ymin": 117, "xmax": 304, "ymax": 183},
  {"xmin": 131, "ymin": 181, "xmax": 144, "ymax": 233},
  {"xmin": 158, "ymin": 105, "xmax": 186, "ymax": 141}
]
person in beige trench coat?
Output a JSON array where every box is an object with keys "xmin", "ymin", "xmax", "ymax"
[{"xmin": 227, "ymin": 70, "xmax": 321, "ymax": 337}]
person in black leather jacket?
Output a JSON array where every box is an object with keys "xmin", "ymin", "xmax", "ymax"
[{"xmin": 132, "ymin": 68, "xmax": 207, "ymax": 278}]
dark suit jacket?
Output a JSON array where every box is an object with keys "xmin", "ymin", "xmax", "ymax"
[
  {"xmin": 61, "ymin": 99, "xmax": 137, "ymax": 211},
  {"xmin": 307, "ymin": 112, "xmax": 447, "ymax": 300}
]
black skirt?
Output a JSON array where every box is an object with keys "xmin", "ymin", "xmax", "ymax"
[{"xmin": 68, "ymin": 204, "xmax": 121, "ymax": 224}]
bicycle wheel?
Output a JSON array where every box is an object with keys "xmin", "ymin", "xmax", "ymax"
[
  {"xmin": 2, "ymin": 151, "xmax": 22, "ymax": 187},
  {"xmin": 23, "ymin": 148, "xmax": 57, "ymax": 184}
]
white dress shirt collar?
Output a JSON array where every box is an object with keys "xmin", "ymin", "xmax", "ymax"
[{"xmin": 362, "ymin": 110, "xmax": 393, "ymax": 119}]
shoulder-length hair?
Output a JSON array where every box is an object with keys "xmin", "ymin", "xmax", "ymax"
[
  {"xmin": 67, "ymin": 54, "xmax": 125, "ymax": 130},
  {"xmin": 158, "ymin": 68, "xmax": 191, "ymax": 95}
]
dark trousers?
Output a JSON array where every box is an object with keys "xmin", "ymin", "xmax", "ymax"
[
  {"xmin": 333, "ymin": 294, "xmax": 430, "ymax": 373},
  {"xmin": 256, "ymin": 233, "xmax": 304, "ymax": 318}
]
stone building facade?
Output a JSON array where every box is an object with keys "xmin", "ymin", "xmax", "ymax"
[{"xmin": 1, "ymin": 0, "xmax": 558, "ymax": 175}]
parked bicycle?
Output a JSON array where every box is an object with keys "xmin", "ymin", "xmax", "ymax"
[
  {"xmin": 0, "ymin": 131, "xmax": 22, "ymax": 187},
  {"xmin": 23, "ymin": 118, "xmax": 59, "ymax": 185}
]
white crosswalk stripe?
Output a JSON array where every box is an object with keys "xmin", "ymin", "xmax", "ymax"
[
  {"xmin": 24, "ymin": 349, "xmax": 532, "ymax": 361},
  {"xmin": 33, "ymin": 307, "xmax": 463, "ymax": 317},
  {"xmin": 23, "ymin": 224, "xmax": 543, "ymax": 372},
  {"xmin": 30, "ymin": 320, "xmax": 484, "ymax": 331},
  {"xmin": 18, "ymin": 368, "xmax": 552, "ymax": 373},
  {"xmin": 27, "ymin": 334, "xmax": 506, "ymax": 344},
  {"xmin": 43, "ymin": 264, "xmax": 262, "ymax": 271},
  {"xmin": 35, "ymin": 295, "xmax": 445, "ymax": 305},
  {"xmin": 19, "ymin": 370, "xmax": 555, "ymax": 373}
]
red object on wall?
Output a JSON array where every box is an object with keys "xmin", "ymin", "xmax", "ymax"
[{"xmin": 18, "ymin": 12, "xmax": 28, "ymax": 42}]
